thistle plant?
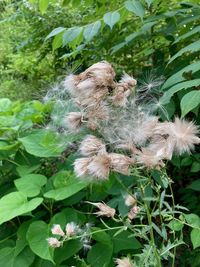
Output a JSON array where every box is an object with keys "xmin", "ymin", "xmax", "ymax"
[{"xmin": 45, "ymin": 61, "xmax": 200, "ymax": 267}]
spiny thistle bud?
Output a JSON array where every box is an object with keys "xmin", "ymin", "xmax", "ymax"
[{"xmin": 51, "ymin": 224, "xmax": 65, "ymax": 236}]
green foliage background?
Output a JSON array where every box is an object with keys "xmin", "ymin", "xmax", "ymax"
[{"xmin": 0, "ymin": 0, "xmax": 200, "ymax": 266}]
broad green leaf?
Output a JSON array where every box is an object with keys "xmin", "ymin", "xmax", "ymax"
[
  {"xmin": 173, "ymin": 25, "xmax": 200, "ymax": 44},
  {"xmin": 87, "ymin": 243, "xmax": 113, "ymax": 267},
  {"xmin": 184, "ymin": 214, "xmax": 200, "ymax": 228},
  {"xmin": 162, "ymin": 61, "xmax": 200, "ymax": 89},
  {"xmin": 16, "ymin": 165, "xmax": 40, "ymax": 177},
  {"xmin": 39, "ymin": 0, "xmax": 49, "ymax": 14},
  {"xmin": 0, "ymin": 247, "xmax": 35, "ymax": 267},
  {"xmin": 180, "ymin": 90, "xmax": 200, "ymax": 117},
  {"xmin": 83, "ymin": 21, "xmax": 101, "ymax": 42},
  {"xmin": 44, "ymin": 172, "xmax": 88, "ymax": 201},
  {"xmin": 103, "ymin": 11, "xmax": 120, "ymax": 30},
  {"xmin": 26, "ymin": 221, "xmax": 54, "ymax": 263},
  {"xmin": 191, "ymin": 162, "xmax": 200, "ymax": 173},
  {"xmin": 0, "ymin": 192, "xmax": 43, "ymax": 225},
  {"xmin": 160, "ymin": 79, "xmax": 200, "ymax": 104},
  {"xmin": 0, "ymin": 98, "xmax": 12, "ymax": 113},
  {"xmin": 92, "ymin": 228, "xmax": 112, "ymax": 246},
  {"xmin": 167, "ymin": 219, "xmax": 184, "ymax": 231},
  {"xmin": 19, "ymin": 130, "xmax": 66, "ymax": 157},
  {"xmin": 168, "ymin": 40, "xmax": 200, "ymax": 64},
  {"xmin": 14, "ymin": 174, "xmax": 47, "ymax": 197},
  {"xmin": 52, "ymin": 32, "xmax": 63, "ymax": 51},
  {"xmin": 125, "ymin": 0, "xmax": 145, "ymax": 20},
  {"xmin": 188, "ymin": 180, "xmax": 200, "ymax": 191},
  {"xmin": 191, "ymin": 228, "xmax": 200, "ymax": 249},
  {"xmin": 62, "ymin": 27, "xmax": 82, "ymax": 46},
  {"xmin": 111, "ymin": 230, "xmax": 141, "ymax": 253},
  {"xmin": 45, "ymin": 27, "xmax": 66, "ymax": 40}
]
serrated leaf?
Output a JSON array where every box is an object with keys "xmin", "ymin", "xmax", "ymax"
[
  {"xmin": 62, "ymin": 27, "xmax": 82, "ymax": 46},
  {"xmin": 14, "ymin": 174, "xmax": 47, "ymax": 197},
  {"xmin": 103, "ymin": 11, "xmax": 120, "ymax": 30},
  {"xmin": 26, "ymin": 221, "xmax": 54, "ymax": 263},
  {"xmin": 191, "ymin": 228, "xmax": 200, "ymax": 249},
  {"xmin": 162, "ymin": 61, "xmax": 200, "ymax": 89},
  {"xmin": 125, "ymin": 0, "xmax": 145, "ymax": 20},
  {"xmin": 45, "ymin": 27, "xmax": 66, "ymax": 40},
  {"xmin": 39, "ymin": 0, "xmax": 49, "ymax": 14},
  {"xmin": 173, "ymin": 25, "xmax": 200, "ymax": 44},
  {"xmin": 83, "ymin": 21, "xmax": 101, "ymax": 42},
  {"xmin": 168, "ymin": 40, "xmax": 200, "ymax": 64},
  {"xmin": 0, "ymin": 192, "xmax": 43, "ymax": 225},
  {"xmin": 160, "ymin": 79, "xmax": 200, "ymax": 104},
  {"xmin": 180, "ymin": 90, "xmax": 200, "ymax": 117}
]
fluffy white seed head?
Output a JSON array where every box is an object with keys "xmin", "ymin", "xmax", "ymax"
[
  {"xmin": 74, "ymin": 157, "xmax": 92, "ymax": 178},
  {"xmin": 87, "ymin": 153, "xmax": 111, "ymax": 180},
  {"xmin": 79, "ymin": 135, "xmax": 106, "ymax": 156},
  {"xmin": 47, "ymin": 237, "xmax": 61, "ymax": 248},
  {"xmin": 65, "ymin": 222, "xmax": 78, "ymax": 237},
  {"xmin": 86, "ymin": 201, "xmax": 116, "ymax": 218},
  {"xmin": 115, "ymin": 257, "xmax": 134, "ymax": 267},
  {"xmin": 109, "ymin": 153, "xmax": 135, "ymax": 175},
  {"xmin": 51, "ymin": 224, "xmax": 65, "ymax": 236}
]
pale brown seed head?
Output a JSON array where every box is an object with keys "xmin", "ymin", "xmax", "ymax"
[
  {"xmin": 109, "ymin": 153, "xmax": 135, "ymax": 175},
  {"xmin": 87, "ymin": 153, "xmax": 111, "ymax": 179},
  {"xmin": 79, "ymin": 135, "xmax": 106, "ymax": 156},
  {"xmin": 115, "ymin": 257, "xmax": 134, "ymax": 267},
  {"xmin": 86, "ymin": 201, "xmax": 116, "ymax": 218}
]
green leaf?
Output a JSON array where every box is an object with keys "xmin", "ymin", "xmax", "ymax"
[
  {"xmin": 168, "ymin": 40, "xmax": 200, "ymax": 64},
  {"xmin": 52, "ymin": 32, "xmax": 63, "ymax": 51},
  {"xmin": 191, "ymin": 162, "xmax": 200, "ymax": 173},
  {"xmin": 92, "ymin": 228, "xmax": 112, "ymax": 246},
  {"xmin": 188, "ymin": 180, "xmax": 200, "ymax": 191},
  {"xmin": 44, "ymin": 171, "xmax": 89, "ymax": 201},
  {"xmin": 62, "ymin": 27, "xmax": 83, "ymax": 46},
  {"xmin": 180, "ymin": 90, "xmax": 200, "ymax": 117},
  {"xmin": 184, "ymin": 214, "xmax": 200, "ymax": 228},
  {"xmin": 168, "ymin": 219, "xmax": 184, "ymax": 231},
  {"xmin": 14, "ymin": 174, "xmax": 47, "ymax": 197},
  {"xmin": 0, "ymin": 192, "xmax": 43, "ymax": 225},
  {"xmin": 173, "ymin": 25, "xmax": 200, "ymax": 44},
  {"xmin": 160, "ymin": 79, "xmax": 200, "ymax": 104},
  {"xmin": 26, "ymin": 221, "xmax": 54, "ymax": 263},
  {"xmin": 39, "ymin": 0, "xmax": 49, "ymax": 14},
  {"xmin": 45, "ymin": 27, "xmax": 66, "ymax": 40},
  {"xmin": 83, "ymin": 21, "xmax": 101, "ymax": 42},
  {"xmin": 0, "ymin": 98, "xmax": 12, "ymax": 113},
  {"xmin": 162, "ymin": 61, "xmax": 200, "ymax": 89},
  {"xmin": 111, "ymin": 230, "xmax": 141, "ymax": 253},
  {"xmin": 145, "ymin": 0, "xmax": 152, "ymax": 8},
  {"xmin": 16, "ymin": 165, "xmax": 40, "ymax": 177},
  {"xmin": 87, "ymin": 243, "xmax": 113, "ymax": 267},
  {"xmin": 19, "ymin": 130, "xmax": 66, "ymax": 157},
  {"xmin": 0, "ymin": 247, "xmax": 35, "ymax": 267},
  {"xmin": 103, "ymin": 11, "xmax": 120, "ymax": 30},
  {"xmin": 191, "ymin": 228, "xmax": 200, "ymax": 249},
  {"xmin": 125, "ymin": 0, "xmax": 145, "ymax": 20}
]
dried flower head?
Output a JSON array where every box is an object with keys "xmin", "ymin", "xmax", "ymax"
[
  {"xmin": 167, "ymin": 118, "xmax": 200, "ymax": 155},
  {"xmin": 47, "ymin": 237, "xmax": 61, "ymax": 248},
  {"xmin": 64, "ymin": 112, "xmax": 83, "ymax": 130},
  {"xmin": 74, "ymin": 157, "xmax": 92, "ymax": 178},
  {"xmin": 87, "ymin": 153, "xmax": 111, "ymax": 179},
  {"xmin": 65, "ymin": 222, "xmax": 78, "ymax": 237},
  {"xmin": 79, "ymin": 135, "xmax": 106, "ymax": 156},
  {"xmin": 109, "ymin": 153, "xmax": 135, "ymax": 175},
  {"xmin": 115, "ymin": 257, "xmax": 134, "ymax": 267},
  {"xmin": 120, "ymin": 72, "xmax": 137, "ymax": 88},
  {"xmin": 86, "ymin": 201, "xmax": 116, "ymax": 218},
  {"xmin": 137, "ymin": 148, "xmax": 165, "ymax": 169},
  {"xmin": 125, "ymin": 194, "xmax": 137, "ymax": 207},
  {"xmin": 51, "ymin": 224, "xmax": 65, "ymax": 236},
  {"xmin": 128, "ymin": 205, "xmax": 140, "ymax": 220}
]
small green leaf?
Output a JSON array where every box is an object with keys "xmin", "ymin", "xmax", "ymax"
[
  {"xmin": 62, "ymin": 27, "xmax": 82, "ymax": 46},
  {"xmin": 125, "ymin": 0, "xmax": 145, "ymax": 20},
  {"xmin": 0, "ymin": 192, "xmax": 43, "ymax": 225},
  {"xmin": 83, "ymin": 21, "xmax": 101, "ymax": 42},
  {"xmin": 39, "ymin": 0, "xmax": 49, "ymax": 14},
  {"xmin": 191, "ymin": 228, "xmax": 200, "ymax": 249},
  {"xmin": 15, "ymin": 174, "xmax": 47, "ymax": 197},
  {"xmin": 188, "ymin": 180, "xmax": 200, "ymax": 191},
  {"xmin": 103, "ymin": 11, "xmax": 120, "ymax": 30},
  {"xmin": 26, "ymin": 221, "xmax": 54, "ymax": 263},
  {"xmin": 173, "ymin": 25, "xmax": 200, "ymax": 44},
  {"xmin": 52, "ymin": 32, "xmax": 63, "ymax": 50},
  {"xmin": 45, "ymin": 27, "xmax": 66, "ymax": 40},
  {"xmin": 184, "ymin": 214, "xmax": 200, "ymax": 228},
  {"xmin": 168, "ymin": 219, "xmax": 184, "ymax": 231},
  {"xmin": 180, "ymin": 90, "xmax": 200, "ymax": 117}
]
